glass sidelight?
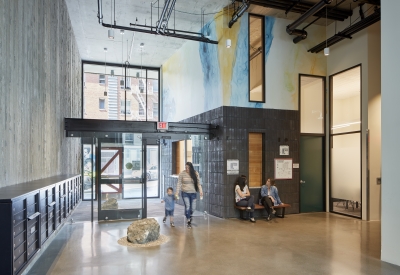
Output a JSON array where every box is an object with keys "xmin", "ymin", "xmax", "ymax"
[{"xmin": 330, "ymin": 65, "xmax": 361, "ymax": 218}]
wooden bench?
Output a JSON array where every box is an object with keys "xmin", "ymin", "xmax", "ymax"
[{"xmin": 234, "ymin": 203, "xmax": 291, "ymax": 219}]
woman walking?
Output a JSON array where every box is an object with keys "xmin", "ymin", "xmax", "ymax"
[{"xmin": 176, "ymin": 162, "xmax": 203, "ymax": 229}]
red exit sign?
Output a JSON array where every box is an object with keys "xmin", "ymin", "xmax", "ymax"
[{"xmin": 157, "ymin": 122, "xmax": 169, "ymax": 131}]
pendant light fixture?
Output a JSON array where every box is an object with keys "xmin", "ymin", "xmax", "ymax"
[{"xmin": 324, "ymin": 6, "xmax": 329, "ymax": 56}]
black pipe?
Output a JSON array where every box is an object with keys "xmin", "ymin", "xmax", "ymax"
[
  {"xmin": 287, "ymin": 0, "xmax": 332, "ymax": 32},
  {"xmin": 97, "ymin": 0, "xmax": 103, "ymax": 24},
  {"xmin": 308, "ymin": 8, "xmax": 380, "ymax": 53},
  {"xmin": 229, "ymin": 0, "xmax": 250, "ymax": 28},
  {"xmin": 293, "ymin": 32, "xmax": 307, "ymax": 43}
]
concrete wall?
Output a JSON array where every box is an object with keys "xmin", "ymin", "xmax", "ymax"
[
  {"xmin": 381, "ymin": 0, "xmax": 400, "ymax": 266},
  {"xmin": 0, "ymin": 0, "xmax": 82, "ymax": 187}
]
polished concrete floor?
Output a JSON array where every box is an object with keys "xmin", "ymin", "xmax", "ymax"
[{"xmin": 26, "ymin": 213, "xmax": 400, "ymax": 275}]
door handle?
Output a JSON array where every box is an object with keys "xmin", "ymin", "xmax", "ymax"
[{"xmin": 300, "ymin": 180, "xmax": 306, "ymax": 184}]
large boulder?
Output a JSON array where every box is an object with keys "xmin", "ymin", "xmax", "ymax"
[
  {"xmin": 101, "ymin": 198, "xmax": 118, "ymax": 210},
  {"xmin": 127, "ymin": 218, "xmax": 160, "ymax": 244}
]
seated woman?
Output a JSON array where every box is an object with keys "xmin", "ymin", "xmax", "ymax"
[
  {"xmin": 260, "ymin": 178, "xmax": 284, "ymax": 221},
  {"xmin": 235, "ymin": 176, "xmax": 256, "ymax": 223}
]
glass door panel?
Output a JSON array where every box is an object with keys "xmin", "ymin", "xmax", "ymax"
[
  {"xmin": 82, "ymin": 140, "xmax": 97, "ymax": 201},
  {"xmin": 123, "ymin": 145, "xmax": 143, "ymax": 199},
  {"xmin": 98, "ymin": 133, "xmax": 144, "ymax": 221},
  {"xmin": 330, "ymin": 65, "xmax": 362, "ymax": 218}
]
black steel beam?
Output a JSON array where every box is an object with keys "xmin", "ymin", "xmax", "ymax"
[
  {"xmin": 102, "ymin": 23, "xmax": 218, "ymax": 45},
  {"xmin": 247, "ymin": 0, "xmax": 351, "ymax": 21},
  {"xmin": 64, "ymin": 118, "xmax": 217, "ymax": 137}
]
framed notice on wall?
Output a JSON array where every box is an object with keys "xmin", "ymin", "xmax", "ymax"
[
  {"xmin": 274, "ymin": 158, "xmax": 293, "ymax": 180},
  {"xmin": 227, "ymin": 159, "xmax": 239, "ymax": 175}
]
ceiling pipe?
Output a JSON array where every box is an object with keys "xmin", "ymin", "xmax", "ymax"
[
  {"xmin": 247, "ymin": 0, "xmax": 350, "ymax": 21},
  {"xmin": 97, "ymin": 0, "xmax": 103, "ymax": 24},
  {"xmin": 229, "ymin": 0, "xmax": 250, "ymax": 28},
  {"xmin": 156, "ymin": 0, "xmax": 173, "ymax": 34},
  {"xmin": 286, "ymin": 0, "xmax": 332, "ymax": 41},
  {"xmin": 308, "ymin": 7, "xmax": 380, "ymax": 53},
  {"xmin": 96, "ymin": 1, "xmax": 218, "ymax": 45},
  {"xmin": 161, "ymin": 0, "xmax": 177, "ymax": 33}
]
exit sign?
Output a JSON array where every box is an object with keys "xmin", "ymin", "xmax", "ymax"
[{"xmin": 157, "ymin": 122, "xmax": 169, "ymax": 131}]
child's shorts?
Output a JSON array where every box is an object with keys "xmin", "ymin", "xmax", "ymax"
[{"xmin": 165, "ymin": 209, "xmax": 174, "ymax": 217}]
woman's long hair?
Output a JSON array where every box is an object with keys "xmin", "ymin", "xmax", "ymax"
[
  {"xmin": 236, "ymin": 176, "xmax": 246, "ymax": 192},
  {"xmin": 186, "ymin": 162, "xmax": 199, "ymax": 192}
]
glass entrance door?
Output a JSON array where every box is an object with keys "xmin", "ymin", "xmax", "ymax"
[{"xmin": 97, "ymin": 133, "xmax": 146, "ymax": 221}]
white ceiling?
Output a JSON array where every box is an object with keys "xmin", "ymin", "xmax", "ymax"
[{"xmin": 65, "ymin": 0, "xmax": 228, "ymax": 67}]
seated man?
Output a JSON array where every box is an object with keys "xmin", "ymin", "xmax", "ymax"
[{"xmin": 260, "ymin": 178, "xmax": 284, "ymax": 221}]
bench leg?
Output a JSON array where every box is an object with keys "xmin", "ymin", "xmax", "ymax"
[{"xmin": 276, "ymin": 208, "xmax": 286, "ymax": 218}]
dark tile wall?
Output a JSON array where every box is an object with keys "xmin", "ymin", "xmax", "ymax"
[{"xmin": 160, "ymin": 106, "xmax": 300, "ymax": 219}]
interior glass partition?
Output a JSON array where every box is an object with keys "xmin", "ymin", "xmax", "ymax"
[{"xmin": 330, "ymin": 65, "xmax": 361, "ymax": 218}]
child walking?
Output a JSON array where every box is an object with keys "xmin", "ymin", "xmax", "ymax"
[{"xmin": 161, "ymin": 187, "xmax": 175, "ymax": 227}]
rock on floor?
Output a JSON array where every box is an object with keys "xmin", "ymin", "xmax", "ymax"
[
  {"xmin": 101, "ymin": 198, "xmax": 118, "ymax": 210},
  {"xmin": 127, "ymin": 218, "xmax": 160, "ymax": 244}
]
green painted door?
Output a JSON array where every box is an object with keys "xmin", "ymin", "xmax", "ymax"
[{"xmin": 300, "ymin": 136, "xmax": 324, "ymax": 212}]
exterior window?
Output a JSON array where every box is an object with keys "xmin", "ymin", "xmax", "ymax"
[
  {"xmin": 99, "ymin": 74, "xmax": 105, "ymax": 85},
  {"xmin": 99, "ymin": 99, "xmax": 105, "ymax": 110},
  {"xmin": 139, "ymin": 79, "xmax": 145, "ymax": 93},
  {"xmin": 126, "ymin": 78, "xmax": 131, "ymax": 90},
  {"xmin": 153, "ymin": 79, "xmax": 159, "ymax": 92},
  {"xmin": 139, "ymin": 104, "xmax": 145, "ymax": 116},
  {"xmin": 153, "ymin": 103, "xmax": 158, "ymax": 118},
  {"xmin": 121, "ymin": 100, "xmax": 131, "ymax": 114}
]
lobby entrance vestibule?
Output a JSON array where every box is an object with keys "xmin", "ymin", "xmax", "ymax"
[{"xmin": 66, "ymin": 118, "xmax": 215, "ymax": 222}]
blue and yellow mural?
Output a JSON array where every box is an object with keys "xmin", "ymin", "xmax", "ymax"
[{"xmin": 162, "ymin": 13, "xmax": 326, "ymax": 122}]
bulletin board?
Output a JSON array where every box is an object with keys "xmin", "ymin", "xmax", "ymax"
[{"xmin": 274, "ymin": 158, "xmax": 293, "ymax": 180}]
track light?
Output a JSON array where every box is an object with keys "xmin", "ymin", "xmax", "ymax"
[
  {"xmin": 226, "ymin": 39, "xmax": 231, "ymax": 48},
  {"xmin": 108, "ymin": 29, "xmax": 114, "ymax": 39},
  {"xmin": 120, "ymin": 30, "xmax": 124, "ymax": 35}
]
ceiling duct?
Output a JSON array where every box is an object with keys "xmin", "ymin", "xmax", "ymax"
[
  {"xmin": 96, "ymin": 0, "xmax": 218, "ymax": 44},
  {"xmin": 229, "ymin": 0, "xmax": 250, "ymax": 28},
  {"xmin": 308, "ymin": 7, "xmax": 380, "ymax": 53},
  {"xmin": 286, "ymin": 0, "xmax": 332, "ymax": 43},
  {"xmin": 156, "ymin": 0, "xmax": 177, "ymax": 34}
]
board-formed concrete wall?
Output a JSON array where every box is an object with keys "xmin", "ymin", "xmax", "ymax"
[{"xmin": 0, "ymin": 0, "xmax": 82, "ymax": 187}]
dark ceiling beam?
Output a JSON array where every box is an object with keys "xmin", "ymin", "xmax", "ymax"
[
  {"xmin": 308, "ymin": 7, "xmax": 380, "ymax": 53},
  {"xmin": 245, "ymin": 0, "xmax": 352, "ymax": 21}
]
